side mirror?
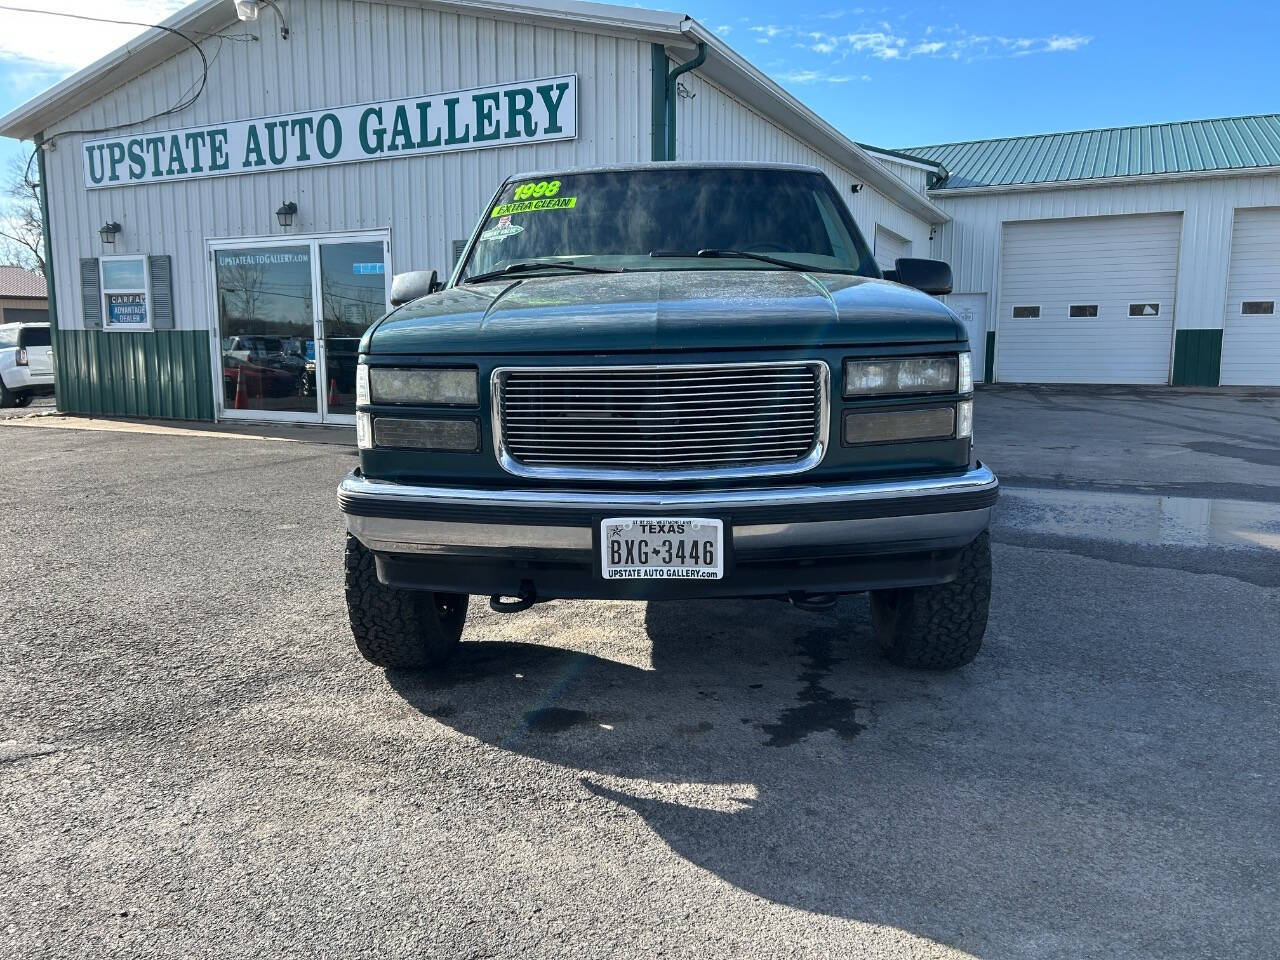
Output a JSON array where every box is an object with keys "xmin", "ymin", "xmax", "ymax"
[
  {"xmin": 893, "ymin": 258, "xmax": 953, "ymax": 296},
  {"xmin": 390, "ymin": 269, "xmax": 441, "ymax": 307}
]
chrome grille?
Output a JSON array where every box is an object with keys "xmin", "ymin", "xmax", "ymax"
[{"xmin": 493, "ymin": 362, "xmax": 829, "ymax": 479}]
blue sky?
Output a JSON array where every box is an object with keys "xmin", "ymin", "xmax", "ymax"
[{"xmin": 1, "ymin": 0, "xmax": 1277, "ymax": 208}]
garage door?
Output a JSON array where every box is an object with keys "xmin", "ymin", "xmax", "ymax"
[
  {"xmin": 997, "ymin": 213, "xmax": 1181, "ymax": 384},
  {"xmin": 1220, "ymin": 207, "xmax": 1280, "ymax": 386},
  {"xmin": 874, "ymin": 225, "xmax": 911, "ymax": 273}
]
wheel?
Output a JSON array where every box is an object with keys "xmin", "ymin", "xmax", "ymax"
[
  {"xmin": 13, "ymin": 394, "xmax": 32, "ymax": 408},
  {"xmin": 0, "ymin": 383, "xmax": 14, "ymax": 408},
  {"xmin": 869, "ymin": 532, "xmax": 992, "ymax": 670},
  {"xmin": 344, "ymin": 534, "xmax": 469, "ymax": 669}
]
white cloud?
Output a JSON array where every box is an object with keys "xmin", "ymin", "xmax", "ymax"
[
  {"xmin": 734, "ymin": 17, "xmax": 1092, "ymax": 70},
  {"xmin": 0, "ymin": 1, "xmax": 192, "ymax": 73},
  {"xmin": 1044, "ymin": 35, "xmax": 1090, "ymax": 52},
  {"xmin": 714, "ymin": 24, "xmax": 732, "ymax": 37},
  {"xmin": 776, "ymin": 69, "xmax": 869, "ymax": 85}
]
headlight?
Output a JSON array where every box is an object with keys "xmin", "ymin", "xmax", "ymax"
[
  {"xmin": 843, "ymin": 356, "xmax": 959, "ymax": 397},
  {"xmin": 366, "ymin": 367, "xmax": 479, "ymax": 406}
]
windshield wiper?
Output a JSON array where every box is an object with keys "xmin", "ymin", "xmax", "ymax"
[
  {"xmin": 649, "ymin": 248, "xmax": 815, "ymax": 272},
  {"xmin": 464, "ymin": 260, "xmax": 624, "ymax": 284}
]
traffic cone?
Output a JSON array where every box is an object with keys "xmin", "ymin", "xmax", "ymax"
[
  {"xmin": 233, "ymin": 368, "xmax": 248, "ymax": 409},
  {"xmin": 328, "ymin": 377, "xmax": 340, "ymax": 409}
]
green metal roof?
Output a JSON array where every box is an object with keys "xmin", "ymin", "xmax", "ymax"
[{"xmin": 901, "ymin": 115, "xmax": 1280, "ymax": 190}]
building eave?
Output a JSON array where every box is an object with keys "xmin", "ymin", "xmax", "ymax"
[{"xmin": 928, "ymin": 163, "xmax": 1280, "ymax": 199}]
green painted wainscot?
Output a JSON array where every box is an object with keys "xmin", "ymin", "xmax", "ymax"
[
  {"xmin": 1171, "ymin": 329, "xmax": 1223, "ymax": 388},
  {"xmin": 53, "ymin": 329, "xmax": 215, "ymax": 420}
]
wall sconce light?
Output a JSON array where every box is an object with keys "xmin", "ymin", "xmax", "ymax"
[
  {"xmin": 275, "ymin": 201, "xmax": 298, "ymax": 228},
  {"xmin": 850, "ymin": 183, "xmax": 863, "ymax": 195},
  {"xmin": 100, "ymin": 221, "xmax": 121, "ymax": 244}
]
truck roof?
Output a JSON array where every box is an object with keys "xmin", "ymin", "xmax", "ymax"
[{"xmin": 503, "ymin": 160, "xmax": 827, "ymax": 183}]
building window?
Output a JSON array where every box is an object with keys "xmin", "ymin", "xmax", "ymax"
[
  {"xmin": 1012, "ymin": 305, "xmax": 1040, "ymax": 319},
  {"xmin": 1242, "ymin": 300, "xmax": 1276, "ymax": 315},
  {"xmin": 100, "ymin": 255, "xmax": 151, "ymax": 330},
  {"xmin": 1129, "ymin": 303, "xmax": 1160, "ymax": 317},
  {"xmin": 1069, "ymin": 304, "xmax": 1099, "ymax": 318}
]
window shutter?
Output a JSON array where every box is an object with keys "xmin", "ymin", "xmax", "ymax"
[
  {"xmin": 148, "ymin": 255, "xmax": 174, "ymax": 329},
  {"xmin": 80, "ymin": 257, "xmax": 102, "ymax": 329},
  {"xmin": 452, "ymin": 238, "xmax": 468, "ymax": 267}
]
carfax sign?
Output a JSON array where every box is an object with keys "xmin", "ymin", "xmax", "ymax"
[
  {"xmin": 105, "ymin": 293, "xmax": 148, "ymax": 326},
  {"xmin": 82, "ymin": 75, "xmax": 576, "ymax": 189}
]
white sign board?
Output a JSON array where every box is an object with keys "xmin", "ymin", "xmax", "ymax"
[{"xmin": 82, "ymin": 74, "xmax": 577, "ymax": 189}]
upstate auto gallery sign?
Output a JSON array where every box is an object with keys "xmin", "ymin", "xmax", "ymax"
[{"xmin": 82, "ymin": 75, "xmax": 576, "ymax": 188}]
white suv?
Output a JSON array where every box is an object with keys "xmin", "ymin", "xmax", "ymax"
[{"xmin": 0, "ymin": 322, "xmax": 54, "ymax": 408}]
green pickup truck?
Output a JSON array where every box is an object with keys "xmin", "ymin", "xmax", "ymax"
[{"xmin": 338, "ymin": 162, "xmax": 998, "ymax": 672}]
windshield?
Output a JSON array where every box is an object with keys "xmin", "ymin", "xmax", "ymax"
[{"xmin": 458, "ymin": 167, "xmax": 878, "ymax": 282}]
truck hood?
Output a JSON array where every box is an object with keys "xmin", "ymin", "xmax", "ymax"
[{"xmin": 365, "ymin": 270, "xmax": 963, "ymax": 355}]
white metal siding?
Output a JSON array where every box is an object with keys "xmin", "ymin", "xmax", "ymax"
[
  {"xmin": 870, "ymin": 157, "xmax": 931, "ymax": 195},
  {"xmin": 673, "ymin": 71, "xmax": 933, "ymax": 260},
  {"xmin": 930, "ymin": 173, "xmax": 1280, "ymax": 356},
  {"xmin": 997, "ymin": 213, "xmax": 1181, "ymax": 384},
  {"xmin": 1221, "ymin": 207, "xmax": 1280, "ymax": 385},
  {"xmin": 873, "ymin": 225, "xmax": 911, "ymax": 272},
  {"xmin": 44, "ymin": 0, "xmax": 652, "ymax": 332}
]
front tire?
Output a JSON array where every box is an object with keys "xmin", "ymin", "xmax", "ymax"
[
  {"xmin": 344, "ymin": 534, "xmax": 469, "ymax": 669},
  {"xmin": 869, "ymin": 532, "xmax": 992, "ymax": 670}
]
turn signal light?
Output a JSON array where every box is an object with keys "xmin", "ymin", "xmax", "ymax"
[{"xmin": 843, "ymin": 406, "xmax": 957, "ymax": 445}]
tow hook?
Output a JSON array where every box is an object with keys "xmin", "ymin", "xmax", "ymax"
[
  {"xmin": 490, "ymin": 581, "xmax": 538, "ymax": 613},
  {"xmin": 788, "ymin": 591, "xmax": 838, "ymax": 612}
]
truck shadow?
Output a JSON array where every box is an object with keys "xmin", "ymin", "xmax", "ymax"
[{"xmin": 386, "ymin": 595, "xmax": 1249, "ymax": 957}]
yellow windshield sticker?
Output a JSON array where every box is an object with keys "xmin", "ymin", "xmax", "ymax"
[
  {"xmin": 514, "ymin": 179, "xmax": 562, "ymax": 200},
  {"xmin": 491, "ymin": 196, "xmax": 577, "ymax": 217}
]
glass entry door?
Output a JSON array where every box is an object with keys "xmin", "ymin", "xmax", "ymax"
[
  {"xmin": 319, "ymin": 241, "xmax": 387, "ymax": 416},
  {"xmin": 211, "ymin": 232, "xmax": 389, "ymax": 423}
]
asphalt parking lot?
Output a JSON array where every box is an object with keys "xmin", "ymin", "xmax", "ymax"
[{"xmin": 2, "ymin": 387, "xmax": 1277, "ymax": 959}]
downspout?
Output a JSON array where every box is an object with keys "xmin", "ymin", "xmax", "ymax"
[
  {"xmin": 34, "ymin": 134, "xmax": 61, "ymax": 412},
  {"xmin": 664, "ymin": 41, "xmax": 707, "ymax": 162}
]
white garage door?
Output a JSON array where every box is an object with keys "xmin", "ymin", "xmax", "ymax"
[
  {"xmin": 1221, "ymin": 207, "xmax": 1280, "ymax": 386},
  {"xmin": 874, "ymin": 225, "xmax": 912, "ymax": 273},
  {"xmin": 997, "ymin": 213, "xmax": 1181, "ymax": 384}
]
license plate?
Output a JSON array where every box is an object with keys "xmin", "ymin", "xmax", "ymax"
[{"xmin": 600, "ymin": 517, "xmax": 724, "ymax": 580}]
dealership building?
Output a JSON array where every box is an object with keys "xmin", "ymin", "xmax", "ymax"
[
  {"xmin": 0, "ymin": 0, "xmax": 1278, "ymax": 425},
  {"xmin": 906, "ymin": 118, "xmax": 1280, "ymax": 387},
  {"xmin": 0, "ymin": 0, "xmax": 946, "ymax": 424}
]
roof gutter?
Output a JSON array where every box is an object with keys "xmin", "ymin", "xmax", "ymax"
[
  {"xmin": 664, "ymin": 42, "xmax": 707, "ymax": 161},
  {"xmin": 34, "ymin": 135, "xmax": 61, "ymax": 411},
  {"xmin": 927, "ymin": 163, "xmax": 1280, "ymax": 199}
]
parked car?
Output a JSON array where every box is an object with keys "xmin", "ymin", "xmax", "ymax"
[
  {"xmin": 338, "ymin": 163, "xmax": 998, "ymax": 672},
  {"xmin": 221, "ymin": 335, "xmax": 310, "ymax": 400},
  {"xmin": 0, "ymin": 321, "xmax": 54, "ymax": 407}
]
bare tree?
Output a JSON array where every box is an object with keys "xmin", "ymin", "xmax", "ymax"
[{"xmin": 0, "ymin": 152, "xmax": 44, "ymax": 272}]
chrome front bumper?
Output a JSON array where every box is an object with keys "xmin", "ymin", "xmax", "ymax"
[{"xmin": 339, "ymin": 464, "xmax": 999, "ymax": 558}]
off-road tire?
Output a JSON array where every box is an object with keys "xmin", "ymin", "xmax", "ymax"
[
  {"xmin": 869, "ymin": 532, "xmax": 992, "ymax": 670},
  {"xmin": 344, "ymin": 534, "xmax": 469, "ymax": 669}
]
